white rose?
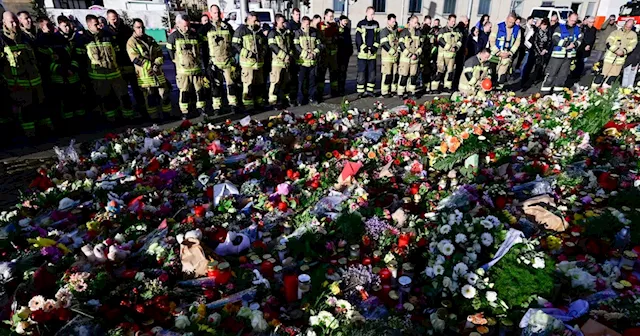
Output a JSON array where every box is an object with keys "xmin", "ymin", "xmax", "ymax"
[
  {"xmin": 442, "ymin": 276, "xmax": 452, "ymax": 288},
  {"xmin": 175, "ymin": 315, "xmax": 191, "ymax": 329},
  {"xmin": 486, "ymin": 291, "xmax": 498, "ymax": 302}
]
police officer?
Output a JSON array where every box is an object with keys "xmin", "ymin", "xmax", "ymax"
[
  {"xmin": 432, "ymin": 14, "xmax": 461, "ymax": 92},
  {"xmin": 489, "ymin": 13, "xmax": 521, "ymax": 90},
  {"xmin": 233, "ymin": 11, "xmax": 267, "ymax": 112},
  {"xmin": 380, "ymin": 14, "xmax": 399, "ymax": 98},
  {"xmin": 459, "ymin": 48, "xmax": 492, "ymax": 95},
  {"xmin": 268, "ymin": 14, "xmax": 293, "ymax": 107},
  {"xmin": 355, "ymin": 6, "xmax": 380, "ymax": 98},
  {"xmin": 203, "ymin": 5, "xmax": 237, "ymax": 115},
  {"xmin": 542, "ymin": 12, "xmax": 582, "ymax": 94},
  {"xmin": 1, "ymin": 11, "xmax": 47, "ymax": 139},
  {"xmin": 126, "ymin": 19, "xmax": 172, "ymax": 119},
  {"xmin": 106, "ymin": 10, "xmax": 143, "ymax": 116},
  {"xmin": 317, "ymin": 9, "xmax": 340, "ymax": 99},
  {"xmin": 397, "ymin": 15, "xmax": 422, "ymax": 99},
  {"xmin": 592, "ymin": 19, "xmax": 637, "ymax": 89},
  {"xmin": 336, "ymin": 15, "xmax": 352, "ymax": 95},
  {"xmin": 36, "ymin": 16, "xmax": 82, "ymax": 133},
  {"xmin": 294, "ymin": 16, "xmax": 323, "ymax": 105},
  {"xmin": 167, "ymin": 14, "xmax": 207, "ymax": 118}
]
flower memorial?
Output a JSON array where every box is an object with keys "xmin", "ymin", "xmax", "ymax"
[{"xmin": 2, "ymin": 87, "xmax": 640, "ymax": 336}]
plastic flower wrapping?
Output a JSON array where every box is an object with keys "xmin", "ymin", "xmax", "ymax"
[{"xmin": 2, "ymin": 87, "xmax": 640, "ymax": 336}]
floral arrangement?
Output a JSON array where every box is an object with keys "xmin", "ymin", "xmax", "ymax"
[{"xmin": 1, "ymin": 87, "xmax": 640, "ymax": 336}]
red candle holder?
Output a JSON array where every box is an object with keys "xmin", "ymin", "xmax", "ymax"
[
  {"xmin": 261, "ymin": 260, "xmax": 275, "ymax": 278},
  {"xmin": 398, "ymin": 233, "xmax": 411, "ymax": 249},
  {"xmin": 379, "ymin": 268, "xmax": 392, "ymax": 284},
  {"xmin": 283, "ymin": 273, "xmax": 298, "ymax": 303}
]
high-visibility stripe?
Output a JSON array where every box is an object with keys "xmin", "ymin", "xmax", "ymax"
[
  {"xmin": 88, "ymin": 71, "xmax": 121, "ymax": 80},
  {"xmin": 196, "ymin": 101, "xmax": 206, "ymax": 109}
]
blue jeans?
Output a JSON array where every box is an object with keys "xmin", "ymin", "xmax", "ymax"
[{"xmin": 519, "ymin": 51, "xmax": 530, "ymax": 79}]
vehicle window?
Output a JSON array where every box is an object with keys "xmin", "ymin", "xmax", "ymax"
[
  {"xmin": 531, "ymin": 9, "xmax": 550, "ymax": 18},
  {"xmin": 228, "ymin": 12, "xmax": 237, "ymax": 21},
  {"xmin": 620, "ymin": 3, "xmax": 640, "ymax": 16},
  {"xmin": 558, "ymin": 10, "xmax": 570, "ymax": 20},
  {"xmin": 256, "ymin": 12, "xmax": 272, "ymax": 23}
]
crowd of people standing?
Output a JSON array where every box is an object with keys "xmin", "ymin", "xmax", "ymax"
[{"xmin": 1, "ymin": 7, "xmax": 638, "ymax": 142}]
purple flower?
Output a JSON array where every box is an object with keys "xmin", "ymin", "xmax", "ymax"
[
  {"xmin": 41, "ymin": 246, "xmax": 62, "ymax": 262},
  {"xmin": 364, "ymin": 217, "xmax": 390, "ymax": 240}
]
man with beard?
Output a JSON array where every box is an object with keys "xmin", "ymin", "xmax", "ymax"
[
  {"xmin": 106, "ymin": 10, "xmax": 143, "ymax": 116},
  {"xmin": 336, "ymin": 15, "xmax": 352, "ymax": 95},
  {"xmin": 127, "ymin": 19, "xmax": 172, "ymax": 119},
  {"xmin": 1, "ymin": 11, "xmax": 48, "ymax": 139},
  {"xmin": 36, "ymin": 16, "xmax": 84, "ymax": 133}
]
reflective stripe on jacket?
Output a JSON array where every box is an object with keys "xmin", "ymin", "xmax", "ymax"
[
  {"xmin": 232, "ymin": 24, "xmax": 266, "ymax": 70},
  {"xmin": 437, "ymin": 25, "xmax": 461, "ymax": 58},
  {"xmin": 167, "ymin": 28, "xmax": 202, "ymax": 75},
  {"xmin": 399, "ymin": 28, "xmax": 422, "ymax": 64},
  {"xmin": 126, "ymin": 34, "xmax": 167, "ymax": 88},
  {"xmin": 551, "ymin": 24, "xmax": 582, "ymax": 58},
  {"xmin": 380, "ymin": 26, "xmax": 399, "ymax": 63},
  {"xmin": 459, "ymin": 54, "xmax": 491, "ymax": 92},
  {"xmin": 268, "ymin": 28, "xmax": 292, "ymax": 67},
  {"xmin": 1, "ymin": 31, "xmax": 42, "ymax": 88},
  {"xmin": 294, "ymin": 27, "xmax": 322, "ymax": 67},
  {"xmin": 77, "ymin": 30, "xmax": 121, "ymax": 80},
  {"xmin": 206, "ymin": 22, "xmax": 234, "ymax": 68},
  {"xmin": 355, "ymin": 18, "xmax": 380, "ymax": 60},
  {"xmin": 603, "ymin": 29, "xmax": 638, "ymax": 65}
]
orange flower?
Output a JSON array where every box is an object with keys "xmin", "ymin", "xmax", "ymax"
[
  {"xmin": 468, "ymin": 313, "xmax": 488, "ymax": 325},
  {"xmin": 367, "ymin": 151, "xmax": 376, "ymax": 159},
  {"xmin": 439, "ymin": 141, "xmax": 448, "ymax": 154},
  {"xmin": 448, "ymin": 137, "xmax": 461, "ymax": 153},
  {"xmin": 460, "ymin": 132, "xmax": 470, "ymax": 140},
  {"xmin": 473, "ymin": 126, "xmax": 483, "ymax": 135}
]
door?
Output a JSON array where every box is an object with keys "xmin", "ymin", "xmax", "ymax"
[{"xmin": 571, "ymin": 2, "xmax": 581, "ymax": 14}]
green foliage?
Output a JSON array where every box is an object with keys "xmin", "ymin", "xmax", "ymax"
[
  {"xmin": 491, "ymin": 244, "xmax": 555, "ymax": 310},
  {"xmin": 431, "ymin": 136, "xmax": 492, "ymax": 172},
  {"xmin": 331, "ymin": 212, "xmax": 365, "ymax": 242},
  {"xmin": 30, "ymin": 0, "xmax": 47, "ymax": 19},
  {"xmin": 572, "ymin": 88, "xmax": 617, "ymax": 135}
]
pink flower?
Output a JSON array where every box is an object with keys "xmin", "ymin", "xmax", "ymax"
[{"xmin": 276, "ymin": 183, "xmax": 290, "ymax": 196}]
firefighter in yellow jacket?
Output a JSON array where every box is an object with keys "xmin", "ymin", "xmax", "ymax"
[
  {"xmin": 203, "ymin": 5, "xmax": 237, "ymax": 115},
  {"xmin": 127, "ymin": 19, "xmax": 172, "ymax": 119},
  {"xmin": 379, "ymin": 14, "xmax": 399, "ymax": 98},
  {"xmin": 397, "ymin": 16, "xmax": 422, "ymax": 98},
  {"xmin": 1, "ymin": 11, "xmax": 48, "ymax": 138},
  {"xmin": 233, "ymin": 12, "xmax": 267, "ymax": 111},
  {"xmin": 167, "ymin": 14, "xmax": 207, "ymax": 118},
  {"xmin": 458, "ymin": 48, "xmax": 492, "ymax": 95},
  {"xmin": 77, "ymin": 14, "xmax": 134, "ymax": 122},
  {"xmin": 592, "ymin": 19, "xmax": 637, "ymax": 89},
  {"xmin": 268, "ymin": 14, "xmax": 293, "ymax": 107},
  {"xmin": 432, "ymin": 14, "xmax": 461, "ymax": 92}
]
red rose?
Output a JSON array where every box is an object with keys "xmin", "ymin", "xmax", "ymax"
[
  {"xmin": 278, "ymin": 202, "xmax": 288, "ymax": 212},
  {"xmin": 31, "ymin": 309, "xmax": 51, "ymax": 323},
  {"xmin": 146, "ymin": 158, "xmax": 160, "ymax": 173},
  {"xmin": 159, "ymin": 273, "xmax": 169, "ymax": 282},
  {"xmin": 160, "ymin": 142, "xmax": 173, "ymax": 152}
]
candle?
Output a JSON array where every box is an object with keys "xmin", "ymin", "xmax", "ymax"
[
  {"xmin": 298, "ymin": 274, "xmax": 311, "ymax": 300},
  {"xmin": 207, "ymin": 261, "xmax": 219, "ymax": 278},
  {"xmin": 349, "ymin": 244, "xmax": 361, "ymax": 260},
  {"xmin": 379, "ymin": 268, "xmax": 392, "ymax": 284},
  {"xmin": 283, "ymin": 272, "xmax": 298, "ymax": 303},
  {"xmin": 261, "ymin": 260, "xmax": 275, "ymax": 278},
  {"xmin": 373, "ymin": 250, "xmax": 382, "ymax": 263},
  {"xmin": 362, "ymin": 257, "xmax": 372, "ymax": 266},
  {"xmin": 216, "ymin": 262, "xmax": 232, "ymax": 285}
]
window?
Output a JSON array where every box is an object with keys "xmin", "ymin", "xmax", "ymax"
[
  {"xmin": 477, "ymin": 0, "xmax": 490, "ymax": 15},
  {"xmin": 443, "ymin": 0, "xmax": 456, "ymax": 14},
  {"xmin": 509, "ymin": 0, "xmax": 523, "ymax": 15},
  {"xmin": 409, "ymin": 0, "xmax": 422, "ymax": 13},
  {"xmin": 334, "ymin": 0, "xmax": 345, "ymax": 12},
  {"xmin": 586, "ymin": 2, "xmax": 596, "ymax": 16},
  {"xmin": 541, "ymin": 1, "xmax": 554, "ymax": 6},
  {"xmin": 373, "ymin": 0, "xmax": 385, "ymax": 12}
]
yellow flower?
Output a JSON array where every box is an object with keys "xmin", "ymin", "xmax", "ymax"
[
  {"xmin": 27, "ymin": 237, "xmax": 57, "ymax": 248},
  {"xmin": 329, "ymin": 282, "xmax": 341, "ymax": 295},
  {"xmin": 620, "ymin": 280, "xmax": 632, "ymax": 287},
  {"xmin": 569, "ymin": 111, "xmax": 579, "ymax": 118},
  {"xmin": 573, "ymin": 214, "xmax": 584, "ymax": 221},
  {"xmin": 198, "ymin": 304, "xmax": 206, "ymax": 318},
  {"xmin": 585, "ymin": 210, "xmax": 595, "ymax": 218}
]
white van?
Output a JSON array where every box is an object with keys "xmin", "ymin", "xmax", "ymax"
[
  {"xmin": 223, "ymin": 8, "xmax": 275, "ymax": 30},
  {"xmin": 529, "ymin": 6, "xmax": 574, "ymax": 24}
]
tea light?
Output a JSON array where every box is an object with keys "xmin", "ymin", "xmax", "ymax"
[
  {"xmin": 216, "ymin": 262, "xmax": 232, "ymax": 285},
  {"xmin": 349, "ymin": 244, "xmax": 361, "ymax": 260},
  {"xmin": 298, "ymin": 274, "xmax": 311, "ymax": 299}
]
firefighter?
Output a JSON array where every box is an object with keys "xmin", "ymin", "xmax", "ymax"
[
  {"xmin": 542, "ymin": 12, "xmax": 582, "ymax": 94},
  {"xmin": 17, "ymin": 11, "xmax": 36, "ymax": 40},
  {"xmin": 432, "ymin": 14, "xmax": 461, "ymax": 92},
  {"xmin": 294, "ymin": 15, "xmax": 323, "ymax": 105},
  {"xmin": 126, "ymin": 19, "xmax": 172, "ymax": 119},
  {"xmin": 106, "ymin": 10, "xmax": 144, "ymax": 116},
  {"xmin": 397, "ymin": 16, "xmax": 422, "ymax": 99},
  {"xmin": 317, "ymin": 8, "xmax": 340, "ymax": 100},
  {"xmin": 36, "ymin": 16, "xmax": 83, "ymax": 134},
  {"xmin": 57, "ymin": 15, "xmax": 86, "ymax": 116},
  {"xmin": 203, "ymin": 5, "xmax": 237, "ymax": 116},
  {"xmin": 287, "ymin": 8, "xmax": 302, "ymax": 105},
  {"xmin": 77, "ymin": 14, "xmax": 134, "ymax": 122},
  {"xmin": 355, "ymin": 6, "xmax": 380, "ymax": 98},
  {"xmin": 233, "ymin": 12, "xmax": 267, "ymax": 112},
  {"xmin": 268, "ymin": 14, "xmax": 293, "ymax": 108},
  {"xmin": 1, "ymin": 11, "xmax": 48, "ymax": 138},
  {"xmin": 380, "ymin": 14, "xmax": 399, "ymax": 98},
  {"xmin": 167, "ymin": 14, "xmax": 207, "ymax": 118},
  {"xmin": 592, "ymin": 19, "xmax": 637, "ymax": 89},
  {"xmin": 336, "ymin": 15, "xmax": 352, "ymax": 95},
  {"xmin": 458, "ymin": 48, "xmax": 492, "ymax": 95},
  {"xmin": 488, "ymin": 13, "xmax": 521, "ymax": 90},
  {"xmin": 421, "ymin": 16, "xmax": 436, "ymax": 92}
]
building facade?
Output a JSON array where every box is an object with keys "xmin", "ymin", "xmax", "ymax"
[{"xmin": 310, "ymin": 0, "xmax": 621, "ymax": 27}]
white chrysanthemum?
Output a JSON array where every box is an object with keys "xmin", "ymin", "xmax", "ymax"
[
  {"xmin": 461, "ymin": 285, "xmax": 477, "ymax": 299},
  {"xmin": 486, "ymin": 291, "xmax": 498, "ymax": 302},
  {"xmin": 439, "ymin": 225, "xmax": 451, "ymax": 235},
  {"xmin": 455, "ymin": 233, "xmax": 467, "ymax": 244},
  {"xmin": 480, "ymin": 233, "xmax": 494, "ymax": 246},
  {"xmin": 440, "ymin": 242, "xmax": 455, "ymax": 256},
  {"xmin": 532, "ymin": 257, "xmax": 545, "ymax": 269}
]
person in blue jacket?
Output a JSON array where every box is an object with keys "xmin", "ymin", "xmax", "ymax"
[{"xmin": 355, "ymin": 6, "xmax": 380, "ymax": 98}]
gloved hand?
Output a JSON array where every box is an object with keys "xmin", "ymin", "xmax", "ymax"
[{"xmin": 154, "ymin": 57, "xmax": 163, "ymax": 65}]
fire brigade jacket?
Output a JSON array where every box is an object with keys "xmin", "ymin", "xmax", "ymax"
[
  {"xmin": 380, "ymin": 25, "xmax": 399, "ymax": 63},
  {"xmin": 355, "ymin": 18, "xmax": 380, "ymax": 60},
  {"xmin": 604, "ymin": 28, "xmax": 638, "ymax": 65},
  {"xmin": 551, "ymin": 24, "xmax": 583, "ymax": 58},
  {"xmin": 489, "ymin": 22, "xmax": 521, "ymax": 62},
  {"xmin": 1, "ymin": 30, "xmax": 42, "ymax": 88},
  {"xmin": 438, "ymin": 25, "xmax": 462, "ymax": 58},
  {"xmin": 76, "ymin": 29, "xmax": 121, "ymax": 80},
  {"xmin": 204, "ymin": 21, "xmax": 234, "ymax": 68},
  {"xmin": 126, "ymin": 33, "xmax": 166, "ymax": 88},
  {"xmin": 167, "ymin": 28, "xmax": 203, "ymax": 75},
  {"xmin": 233, "ymin": 23, "xmax": 266, "ymax": 70},
  {"xmin": 399, "ymin": 27, "xmax": 423, "ymax": 64},
  {"xmin": 318, "ymin": 20, "xmax": 339, "ymax": 56},
  {"xmin": 36, "ymin": 31, "xmax": 80, "ymax": 84},
  {"xmin": 294, "ymin": 27, "xmax": 323, "ymax": 67},
  {"xmin": 268, "ymin": 27, "xmax": 293, "ymax": 67}
]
